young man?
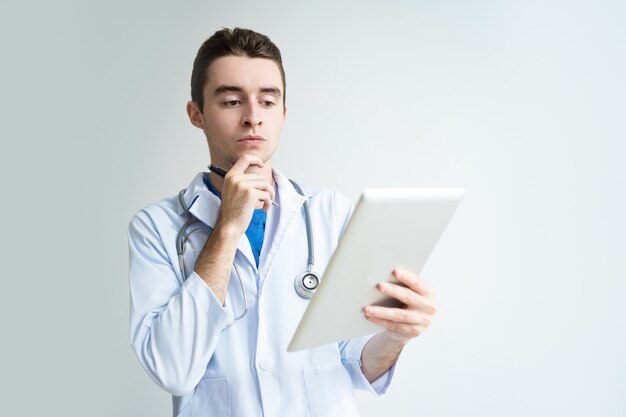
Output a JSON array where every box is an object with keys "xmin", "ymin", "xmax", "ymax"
[{"xmin": 128, "ymin": 28, "xmax": 437, "ymax": 417}]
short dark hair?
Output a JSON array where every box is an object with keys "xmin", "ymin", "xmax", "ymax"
[{"xmin": 190, "ymin": 27, "xmax": 286, "ymax": 111}]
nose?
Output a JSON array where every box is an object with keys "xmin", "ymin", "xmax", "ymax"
[{"xmin": 241, "ymin": 102, "xmax": 262, "ymax": 127}]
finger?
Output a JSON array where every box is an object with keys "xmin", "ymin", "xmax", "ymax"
[
  {"xmin": 377, "ymin": 282, "xmax": 437, "ymax": 315},
  {"xmin": 392, "ymin": 268, "xmax": 433, "ymax": 297},
  {"xmin": 253, "ymin": 190, "xmax": 273, "ymax": 212},
  {"xmin": 364, "ymin": 306, "xmax": 434, "ymax": 330},
  {"xmin": 262, "ymin": 199, "xmax": 271, "ymax": 212},
  {"xmin": 363, "ymin": 305, "xmax": 420, "ymax": 325},
  {"xmin": 235, "ymin": 177, "xmax": 275, "ymax": 202},
  {"xmin": 363, "ymin": 315, "xmax": 429, "ymax": 338},
  {"xmin": 227, "ymin": 176, "xmax": 271, "ymax": 193},
  {"xmin": 376, "ymin": 281, "xmax": 420, "ymax": 307},
  {"xmin": 221, "ymin": 179, "xmax": 275, "ymax": 215},
  {"xmin": 228, "ymin": 154, "xmax": 265, "ymax": 175}
]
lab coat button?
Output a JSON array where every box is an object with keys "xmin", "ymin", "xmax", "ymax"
[{"xmin": 259, "ymin": 358, "xmax": 272, "ymax": 370}]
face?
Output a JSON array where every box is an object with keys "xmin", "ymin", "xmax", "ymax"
[{"xmin": 187, "ymin": 55, "xmax": 287, "ymax": 170}]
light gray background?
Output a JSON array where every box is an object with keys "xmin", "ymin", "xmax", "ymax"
[{"xmin": 1, "ymin": 0, "xmax": 624, "ymax": 416}]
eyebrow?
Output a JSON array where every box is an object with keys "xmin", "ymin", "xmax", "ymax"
[{"xmin": 213, "ymin": 85, "xmax": 282, "ymax": 98}]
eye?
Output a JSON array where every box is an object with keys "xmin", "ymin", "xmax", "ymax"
[
  {"xmin": 261, "ymin": 100, "xmax": 276, "ymax": 107},
  {"xmin": 224, "ymin": 100, "xmax": 241, "ymax": 106}
]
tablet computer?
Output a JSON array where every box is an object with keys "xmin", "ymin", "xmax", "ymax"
[{"xmin": 287, "ymin": 188, "xmax": 464, "ymax": 351}]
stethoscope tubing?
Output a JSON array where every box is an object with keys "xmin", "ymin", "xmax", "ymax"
[{"xmin": 176, "ymin": 178, "xmax": 317, "ymax": 323}]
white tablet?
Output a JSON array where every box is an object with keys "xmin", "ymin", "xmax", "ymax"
[{"xmin": 287, "ymin": 188, "xmax": 464, "ymax": 351}]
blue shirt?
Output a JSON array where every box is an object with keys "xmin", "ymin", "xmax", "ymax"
[{"xmin": 203, "ymin": 173, "xmax": 266, "ymax": 267}]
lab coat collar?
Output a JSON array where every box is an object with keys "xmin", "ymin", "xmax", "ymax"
[
  {"xmin": 176, "ymin": 172, "xmax": 221, "ymax": 227},
  {"xmin": 272, "ymin": 167, "xmax": 311, "ymax": 207}
]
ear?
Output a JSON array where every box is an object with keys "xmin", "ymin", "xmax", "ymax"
[
  {"xmin": 186, "ymin": 101, "xmax": 204, "ymax": 129},
  {"xmin": 283, "ymin": 105, "xmax": 287, "ymax": 121}
]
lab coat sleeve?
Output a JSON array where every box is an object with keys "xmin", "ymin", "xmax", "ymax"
[
  {"xmin": 128, "ymin": 209, "xmax": 231, "ymax": 396},
  {"xmin": 338, "ymin": 336, "xmax": 396, "ymax": 395}
]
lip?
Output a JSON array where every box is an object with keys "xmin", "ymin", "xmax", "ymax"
[{"xmin": 238, "ymin": 135, "xmax": 266, "ymax": 142}]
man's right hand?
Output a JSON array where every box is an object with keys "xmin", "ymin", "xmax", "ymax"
[{"xmin": 215, "ymin": 154, "xmax": 275, "ymax": 239}]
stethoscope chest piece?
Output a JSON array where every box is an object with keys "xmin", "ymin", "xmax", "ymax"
[{"xmin": 294, "ymin": 270, "xmax": 321, "ymax": 299}]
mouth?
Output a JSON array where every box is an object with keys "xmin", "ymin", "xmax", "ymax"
[{"xmin": 238, "ymin": 135, "xmax": 266, "ymax": 144}]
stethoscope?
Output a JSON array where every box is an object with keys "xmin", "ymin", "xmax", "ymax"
[{"xmin": 175, "ymin": 170, "xmax": 320, "ymax": 322}]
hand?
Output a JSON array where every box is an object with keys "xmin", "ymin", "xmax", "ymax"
[
  {"xmin": 363, "ymin": 268, "xmax": 437, "ymax": 344},
  {"xmin": 215, "ymin": 154, "xmax": 275, "ymax": 238}
]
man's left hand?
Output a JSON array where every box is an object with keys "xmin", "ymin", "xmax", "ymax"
[{"xmin": 363, "ymin": 268, "xmax": 437, "ymax": 344}]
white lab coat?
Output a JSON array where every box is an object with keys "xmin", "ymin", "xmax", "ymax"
[{"xmin": 128, "ymin": 169, "xmax": 393, "ymax": 417}]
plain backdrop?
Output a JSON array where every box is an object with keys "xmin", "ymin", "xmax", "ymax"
[{"xmin": 1, "ymin": 0, "xmax": 624, "ymax": 416}]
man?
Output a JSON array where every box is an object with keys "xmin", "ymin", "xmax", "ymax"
[{"xmin": 128, "ymin": 27, "xmax": 437, "ymax": 417}]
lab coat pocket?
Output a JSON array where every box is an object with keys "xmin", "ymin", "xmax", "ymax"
[
  {"xmin": 302, "ymin": 363, "xmax": 360, "ymax": 417},
  {"xmin": 176, "ymin": 377, "xmax": 231, "ymax": 417}
]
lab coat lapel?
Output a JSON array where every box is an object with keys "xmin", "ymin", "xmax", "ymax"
[
  {"xmin": 177, "ymin": 173, "xmax": 256, "ymax": 268},
  {"xmin": 258, "ymin": 169, "xmax": 310, "ymax": 288}
]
